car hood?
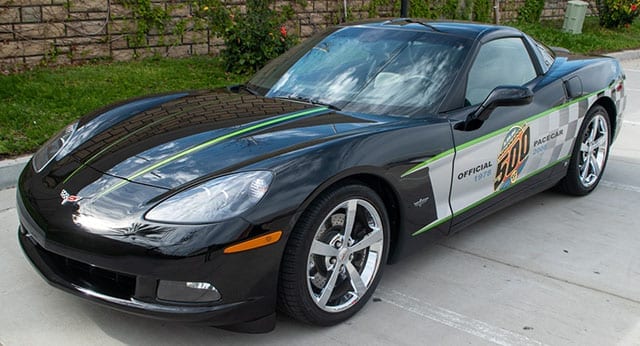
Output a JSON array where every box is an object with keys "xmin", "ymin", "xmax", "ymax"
[{"xmin": 49, "ymin": 89, "xmax": 382, "ymax": 192}]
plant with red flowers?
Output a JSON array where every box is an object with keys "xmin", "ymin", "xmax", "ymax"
[
  {"xmin": 597, "ymin": 0, "xmax": 640, "ymax": 28},
  {"xmin": 196, "ymin": 0, "xmax": 297, "ymax": 74}
]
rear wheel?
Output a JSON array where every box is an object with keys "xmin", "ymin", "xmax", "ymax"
[
  {"xmin": 557, "ymin": 105, "xmax": 611, "ymax": 195},
  {"xmin": 278, "ymin": 183, "xmax": 389, "ymax": 325}
]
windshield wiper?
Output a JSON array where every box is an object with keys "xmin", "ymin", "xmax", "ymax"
[
  {"xmin": 275, "ymin": 96, "xmax": 341, "ymax": 111},
  {"xmin": 384, "ymin": 18, "xmax": 441, "ymax": 32}
]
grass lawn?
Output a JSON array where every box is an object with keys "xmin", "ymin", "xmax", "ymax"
[
  {"xmin": 1, "ymin": 16, "xmax": 639, "ymax": 158},
  {"xmin": 513, "ymin": 16, "xmax": 640, "ymax": 54},
  {"xmin": 0, "ymin": 57, "xmax": 245, "ymax": 158}
]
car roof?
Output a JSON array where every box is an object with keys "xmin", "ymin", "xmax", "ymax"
[{"xmin": 341, "ymin": 18, "xmax": 522, "ymax": 41}]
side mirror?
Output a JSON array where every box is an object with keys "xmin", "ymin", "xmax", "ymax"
[
  {"xmin": 473, "ymin": 86, "xmax": 534, "ymax": 122},
  {"xmin": 459, "ymin": 86, "xmax": 534, "ymax": 131}
]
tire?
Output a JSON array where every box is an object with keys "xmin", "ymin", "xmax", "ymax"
[
  {"xmin": 557, "ymin": 105, "xmax": 611, "ymax": 196},
  {"xmin": 278, "ymin": 183, "xmax": 390, "ymax": 325}
]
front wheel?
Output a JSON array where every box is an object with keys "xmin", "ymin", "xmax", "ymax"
[
  {"xmin": 278, "ymin": 183, "xmax": 389, "ymax": 325},
  {"xmin": 557, "ymin": 105, "xmax": 611, "ymax": 195}
]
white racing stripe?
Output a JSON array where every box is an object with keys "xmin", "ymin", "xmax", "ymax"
[
  {"xmin": 600, "ymin": 180, "xmax": 640, "ymax": 193},
  {"xmin": 375, "ymin": 287, "xmax": 546, "ymax": 346}
]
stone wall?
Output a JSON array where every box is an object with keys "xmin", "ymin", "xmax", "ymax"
[
  {"xmin": 0, "ymin": 0, "xmax": 596, "ymax": 71},
  {"xmin": 500, "ymin": 0, "xmax": 598, "ymax": 22},
  {"xmin": 0, "ymin": 0, "xmax": 215, "ymax": 69}
]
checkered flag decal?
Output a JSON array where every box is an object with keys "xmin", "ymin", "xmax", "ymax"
[{"xmin": 526, "ymin": 98, "xmax": 590, "ymax": 170}]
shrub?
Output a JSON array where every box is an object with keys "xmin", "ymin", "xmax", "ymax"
[
  {"xmin": 120, "ymin": 0, "xmax": 173, "ymax": 49},
  {"xmin": 440, "ymin": 0, "xmax": 460, "ymax": 18},
  {"xmin": 473, "ymin": 0, "xmax": 492, "ymax": 22},
  {"xmin": 597, "ymin": 0, "xmax": 640, "ymax": 28},
  {"xmin": 517, "ymin": 0, "xmax": 545, "ymax": 23},
  {"xmin": 196, "ymin": 0, "xmax": 297, "ymax": 74}
]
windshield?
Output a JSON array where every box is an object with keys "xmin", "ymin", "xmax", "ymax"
[{"xmin": 248, "ymin": 26, "xmax": 471, "ymax": 117}]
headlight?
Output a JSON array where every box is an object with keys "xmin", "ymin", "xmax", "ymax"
[
  {"xmin": 145, "ymin": 171, "xmax": 273, "ymax": 224},
  {"xmin": 32, "ymin": 122, "xmax": 78, "ymax": 173}
]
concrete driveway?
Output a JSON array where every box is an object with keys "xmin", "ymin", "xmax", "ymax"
[{"xmin": 1, "ymin": 60, "xmax": 639, "ymax": 346}]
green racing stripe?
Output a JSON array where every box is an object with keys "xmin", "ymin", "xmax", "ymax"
[
  {"xmin": 63, "ymin": 99, "xmax": 227, "ymax": 184},
  {"xmin": 401, "ymin": 87, "xmax": 605, "ymax": 178},
  {"xmin": 411, "ymin": 155, "xmax": 570, "ymax": 236},
  {"xmin": 400, "ymin": 148, "xmax": 455, "ymax": 178},
  {"xmin": 94, "ymin": 106, "xmax": 328, "ymax": 199},
  {"xmin": 407, "ymin": 86, "xmax": 609, "ymax": 236}
]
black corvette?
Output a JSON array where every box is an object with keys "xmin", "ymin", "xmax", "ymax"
[{"xmin": 17, "ymin": 19, "xmax": 625, "ymax": 332}]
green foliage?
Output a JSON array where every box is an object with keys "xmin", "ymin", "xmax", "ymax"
[
  {"xmin": 0, "ymin": 57, "xmax": 245, "ymax": 157},
  {"xmin": 365, "ymin": 0, "xmax": 491, "ymax": 20},
  {"xmin": 42, "ymin": 44, "xmax": 62, "ymax": 65},
  {"xmin": 173, "ymin": 18, "xmax": 189, "ymax": 38},
  {"xmin": 597, "ymin": 0, "xmax": 640, "ymax": 28},
  {"xmin": 512, "ymin": 16, "xmax": 640, "ymax": 53},
  {"xmin": 458, "ymin": 0, "xmax": 473, "ymax": 21},
  {"xmin": 410, "ymin": 0, "xmax": 435, "ymax": 19},
  {"xmin": 335, "ymin": 1, "xmax": 355, "ymax": 22},
  {"xmin": 120, "ymin": 0, "xmax": 172, "ymax": 48},
  {"xmin": 367, "ymin": 0, "xmax": 382, "ymax": 17},
  {"xmin": 294, "ymin": 0, "xmax": 309, "ymax": 7},
  {"xmin": 473, "ymin": 0, "xmax": 492, "ymax": 22},
  {"xmin": 440, "ymin": 0, "xmax": 459, "ymax": 18},
  {"xmin": 195, "ymin": 0, "xmax": 297, "ymax": 74},
  {"xmin": 517, "ymin": 0, "xmax": 545, "ymax": 23},
  {"xmin": 366, "ymin": 0, "xmax": 398, "ymax": 18}
]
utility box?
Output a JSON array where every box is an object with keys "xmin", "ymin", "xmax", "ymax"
[{"xmin": 562, "ymin": 0, "xmax": 588, "ymax": 34}]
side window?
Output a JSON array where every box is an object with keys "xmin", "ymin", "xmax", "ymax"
[
  {"xmin": 465, "ymin": 37, "xmax": 538, "ymax": 105},
  {"xmin": 535, "ymin": 41, "xmax": 555, "ymax": 72}
]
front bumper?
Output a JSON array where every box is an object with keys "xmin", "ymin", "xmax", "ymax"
[{"xmin": 17, "ymin": 191, "xmax": 286, "ymax": 331}]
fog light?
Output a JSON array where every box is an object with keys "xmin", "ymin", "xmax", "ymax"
[{"xmin": 157, "ymin": 280, "xmax": 221, "ymax": 303}]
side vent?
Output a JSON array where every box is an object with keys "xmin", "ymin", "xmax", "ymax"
[{"xmin": 564, "ymin": 76, "xmax": 583, "ymax": 99}]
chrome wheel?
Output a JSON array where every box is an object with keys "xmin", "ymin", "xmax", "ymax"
[
  {"xmin": 278, "ymin": 184, "xmax": 389, "ymax": 325},
  {"xmin": 557, "ymin": 105, "xmax": 611, "ymax": 196},
  {"xmin": 306, "ymin": 198, "xmax": 384, "ymax": 313},
  {"xmin": 578, "ymin": 113, "xmax": 609, "ymax": 188}
]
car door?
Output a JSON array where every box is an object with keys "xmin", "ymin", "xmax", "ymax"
[{"xmin": 446, "ymin": 36, "xmax": 570, "ymax": 230}]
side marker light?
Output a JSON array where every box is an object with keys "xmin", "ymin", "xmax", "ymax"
[{"xmin": 224, "ymin": 230, "xmax": 283, "ymax": 254}]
